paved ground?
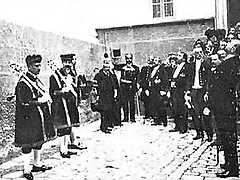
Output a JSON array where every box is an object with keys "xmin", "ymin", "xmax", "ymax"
[{"xmin": 1, "ymin": 117, "xmax": 240, "ymax": 180}]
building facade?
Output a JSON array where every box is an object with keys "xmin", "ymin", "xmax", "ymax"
[{"xmin": 96, "ymin": 0, "xmax": 216, "ymax": 65}]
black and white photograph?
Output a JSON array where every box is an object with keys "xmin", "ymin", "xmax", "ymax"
[{"xmin": 0, "ymin": 0, "xmax": 240, "ymax": 179}]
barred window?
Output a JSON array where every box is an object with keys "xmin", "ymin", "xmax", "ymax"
[{"xmin": 152, "ymin": 0, "xmax": 173, "ymax": 18}]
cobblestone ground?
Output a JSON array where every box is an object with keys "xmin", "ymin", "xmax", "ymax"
[{"xmin": 1, "ymin": 118, "xmax": 240, "ymax": 180}]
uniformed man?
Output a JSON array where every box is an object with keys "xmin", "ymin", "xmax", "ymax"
[
  {"xmin": 148, "ymin": 56, "xmax": 169, "ymax": 126},
  {"xmin": 49, "ymin": 54, "xmax": 81, "ymax": 158},
  {"xmin": 15, "ymin": 54, "xmax": 55, "ymax": 180},
  {"xmin": 207, "ymin": 40, "xmax": 240, "ymax": 178},
  {"xmin": 139, "ymin": 55, "xmax": 154, "ymax": 120},
  {"xmin": 169, "ymin": 52, "xmax": 190, "ymax": 133},
  {"xmin": 115, "ymin": 53, "xmax": 140, "ymax": 122}
]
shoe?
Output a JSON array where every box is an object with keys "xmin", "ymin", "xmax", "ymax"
[
  {"xmin": 60, "ymin": 151, "xmax": 70, "ymax": 158},
  {"xmin": 169, "ymin": 128, "xmax": 180, "ymax": 132},
  {"xmin": 31, "ymin": 165, "xmax": 52, "ymax": 172},
  {"xmin": 68, "ymin": 144, "xmax": 87, "ymax": 150},
  {"xmin": 179, "ymin": 130, "xmax": 187, "ymax": 134},
  {"xmin": 122, "ymin": 119, "xmax": 128, "ymax": 122},
  {"xmin": 216, "ymin": 169, "xmax": 239, "ymax": 178},
  {"xmin": 67, "ymin": 151, "xmax": 77, "ymax": 155},
  {"xmin": 130, "ymin": 119, "xmax": 136, "ymax": 123},
  {"xmin": 101, "ymin": 129, "xmax": 111, "ymax": 134},
  {"xmin": 23, "ymin": 172, "xmax": 34, "ymax": 180},
  {"xmin": 220, "ymin": 163, "xmax": 229, "ymax": 170}
]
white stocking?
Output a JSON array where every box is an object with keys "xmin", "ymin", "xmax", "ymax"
[{"xmin": 23, "ymin": 153, "xmax": 31, "ymax": 173}]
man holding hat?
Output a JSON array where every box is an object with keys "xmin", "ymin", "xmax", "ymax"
[
  {"xmin": 15, "ymin": 54, "xmax": 55, "ymax": 180},
  {"xmin": 49, "ymin": 54, "xmax": 81, "ymax": 158}
]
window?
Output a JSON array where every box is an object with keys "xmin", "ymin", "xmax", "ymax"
[{"xmin": 152, "ymin": 0, "xmax": 173, "ymax": 18}]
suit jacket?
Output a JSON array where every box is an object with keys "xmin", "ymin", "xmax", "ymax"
[
  {"xmin": 171, "ymin": 62, "xmax": 190, "ymax": 90},
  {"xmin": 208, "ymin": 55, "xmax": 240, "ymax": 129},
  {"xmin": 149, "ymin": 64, "xmax": 168, "ymax": 93},
  {"xmin": 94, "ymin": 69, "xmax": 118, "ymax": 111},
  {"xmin": 188, "ymin": 59, "xmax": 209, "ymax": 90}
]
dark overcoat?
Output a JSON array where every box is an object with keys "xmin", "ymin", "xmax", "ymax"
[
  {"xmin": 15, "ymin": 72, "xmax": 55, "ymax": 147},
  {"xmin": 49, "ymin": 68, "xmax": 80, "ymax": 132}
]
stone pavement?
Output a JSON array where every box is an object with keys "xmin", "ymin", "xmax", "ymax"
[{"xmin": 1, "ymin": 117, "xmax": 240, "ymax": 180}]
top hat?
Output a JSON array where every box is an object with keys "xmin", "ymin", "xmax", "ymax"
[{"xmin": 112, "ymin": 48, "xmax": 121, "ymax": 58}]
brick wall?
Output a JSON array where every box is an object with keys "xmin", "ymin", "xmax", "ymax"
[{"xmin": 96, "ymin": 18, "xmax": 214, "ymax": 66}]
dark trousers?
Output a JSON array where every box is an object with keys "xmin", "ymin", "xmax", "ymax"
[
  {"xmin": 172, "ymin": 88, "xmax": 187, "ymax": 131},
  {"xmin": 150, "ymin": 90, "xmax": 167, "ymax": 125},
  {"xmin": 100, "ymin": 111, "xmax": 113, "ymax": 132},
  {"xmin": 112, "ymin": 100, "xmax": 122, "ymax": 126},
  {"xmin": 191, "ymin": 88, "xmax": 205, "ymax": 132},
  {"xmin": 141, "ymin": 93, "xmax": 151, "ymax": 119},
  {"xmin": 121, "ymin": 85, "xmax": 135, "ymax": 121}
]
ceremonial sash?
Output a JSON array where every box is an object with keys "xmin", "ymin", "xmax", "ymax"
[
  {"xmin": 173, "ymin": 62, "xmax": 185, "ymax": 78},
  {"xmin": 19, "ymin": 75, "xmax": 47, "ymax": 140},
  {"xmin": 52, "ymin": 71, "xmax": 72, "ymax": 126}
]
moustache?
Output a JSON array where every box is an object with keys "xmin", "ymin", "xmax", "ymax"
[{"xmin": 64, "ymin": 65, "xmax": 71, "ymax": 69}]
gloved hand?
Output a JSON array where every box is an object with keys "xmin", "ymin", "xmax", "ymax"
[
  {"xmin": 145, "ymin": 90, "xmax": 150, "ymax": 96},
  {"xmin": 160, "ymin": 91, "xmax": 166, "ymax": 96}
]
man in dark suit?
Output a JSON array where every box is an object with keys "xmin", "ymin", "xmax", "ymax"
[
  {"xmin": 169, "ymin": 52, "xmax": 190, "ymax": 133},
  {"xmin": 139, "ymin": 56, "xmax": 154, "ymax": 120},
  {"xmin": 115, "ymin": 53, "xmax": 140, "ymax": 122},
  {"xmin": 148, "ymin": 56, "xmax": 169, "ymax": 126},
  {"xmin": 207, "ymin": 40, "xmax": 240, "ymax": 178},
  {"xmin": 188, "ymin": 47, "xmax": 211, "ymax": 140},
  {"xmin": 94, "ymin": 58, "xmax": 118, "ymax": 133},
  {"xmin": 15, "ymin": 54, "xmax": 55, "ymax": 179}
]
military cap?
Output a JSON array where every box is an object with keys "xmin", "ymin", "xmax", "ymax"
[
  {"xmin": 60, "ymin": 54, "xmax": 74, "ymax": 62},
  {"xmin": 25, "ymin": 54, "xmax": 42, "ymax": 66}
]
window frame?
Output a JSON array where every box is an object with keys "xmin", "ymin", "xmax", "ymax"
[{"xmin": 152, "ymin": 0, "xmax": 174, "ymax": 19}]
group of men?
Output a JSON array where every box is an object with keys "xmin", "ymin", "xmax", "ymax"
[
  {"xmin": 13, "ymin": 23, "xmax": 240, "ymax": 179},
  {"xmin": 14, "ymin": 53, "xmax": 87, "ymax": 180},
  {"xmin": 92, "ymin": 24, "xmax": 240, "ymax": 178}
]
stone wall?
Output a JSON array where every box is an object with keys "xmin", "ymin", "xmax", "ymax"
[
  {"xmin": 0, "ymin": 19, "xmax": 105, "ymax": 155},
  {"xmin": 96, "ymin": 18, "xmax": 214, "ymax": 66}
]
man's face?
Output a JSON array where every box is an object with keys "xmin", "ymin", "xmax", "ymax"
[
  {"xmin": 153, "ymin": 57, "xmax": 159, "ymax": 66},
  {"xmin": 62, "ymin": 60, "xmax": 73, "ymax": 74},
  {"xmin": 193, "ymin": 47, "xmax": 203, "ymax": 60},
  {"xmin": 28, "ymin": 62, "xmax": 41, "ymax": 75},
  {"xmin": 210, "ymin": 54, "xmax": 221, "ymax": 67}
]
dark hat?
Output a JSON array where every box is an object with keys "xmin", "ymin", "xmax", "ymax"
[
  {"xmin": 205, "ymin": 29, "xmax": 215, "ymax": 39},
  {"xmin": 60, "ymin": 54, "xmax": 74, "ymax": 62},
  {"xmin": 104, "ymin": 53, "xmax": 109, "ymax": 58},
  {"xmin": 112, "ymin": 48, "xmax": 121, "ymax": 58},
  {"xmin": 25, "ymin": 54, "xmax": 42, "ymax": 66}
]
